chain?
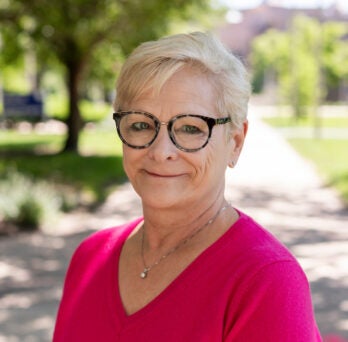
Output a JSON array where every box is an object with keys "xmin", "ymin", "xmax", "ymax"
[{"xmin": 139, "ymin": 203, "xmax": 231, "ymax": 279}]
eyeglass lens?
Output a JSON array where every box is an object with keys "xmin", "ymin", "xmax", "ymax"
[{"xmin": 118, "ymin": 112, "xmax": 210, "ymax": 151}]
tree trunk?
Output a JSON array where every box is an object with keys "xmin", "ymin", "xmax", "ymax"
[{"xmin": 62, "ymin": 61, "xmax": 83, "ymax": 153}]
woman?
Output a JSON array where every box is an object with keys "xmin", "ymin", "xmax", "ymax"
[{"xmin": 54, "ymin": 32, "xmax": 322, "ymax": 341}]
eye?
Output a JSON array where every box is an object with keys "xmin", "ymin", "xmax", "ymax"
[
  {"xmin": 131, "ymin": 121, "xmax": 151, "ymax": 131},
  {"xmin": 179, "ymin": 124, "xmax": 202, "ymax": 135}
]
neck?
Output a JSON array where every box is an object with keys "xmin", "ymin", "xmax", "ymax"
[{"xmin": 141, "ymin": 196, "xmax": 229, "ymax": 252}]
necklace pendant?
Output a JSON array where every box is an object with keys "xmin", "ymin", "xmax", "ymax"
[{"xmin": 140, "ymin": 269, "xmax": 148, "ymax": 279}]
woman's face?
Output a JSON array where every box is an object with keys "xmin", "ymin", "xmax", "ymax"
[{"xmin": 121, "ymin": 67, "xmax": 246, "ymax": 210}]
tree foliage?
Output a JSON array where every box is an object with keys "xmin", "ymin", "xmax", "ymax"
[
  {"xmin": 251, "ymin": 15, "xmax": 348, "ymax": 118},
  {"xmin": 0, "ymin": 0, "xmax": 210, "ymax": 152}
]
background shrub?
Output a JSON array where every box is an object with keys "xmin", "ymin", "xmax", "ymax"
[{"xmin": 0, "ymin": 171, "xmax": 63, "ymax": 231}]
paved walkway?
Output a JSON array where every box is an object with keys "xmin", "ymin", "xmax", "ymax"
[{"xmin": 1, "ymin": 106, "xmax": 348, "ymax": 341}]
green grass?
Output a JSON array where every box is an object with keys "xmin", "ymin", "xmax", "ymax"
[
  {"xmin": 263, "ymin": 115, "xmax": 348, "ymax": 128},
  {"xmin": 0, "ymin": 130, "xmax": 122, "ymax": 155},
  {"xmin": 0, "ymin": 129, "xmax": 126, "ymax": 205},
  {"xmin": 44, "ymin": 94, "xmax": 111, "ymax": 123},
  {"xmin": 0, "ymin": 132, "xmax": 63, "ymax": 152},
  {"xmin": 80, "ymin": 130, "xmax": 123, "ymax": 155},
  {"xmin": 288, "ymin": 139, "xmax": 348, "ymax": 205},
  {"xmin": 263, "ymin": 111, "xmax": 348, "ymax": 206}
]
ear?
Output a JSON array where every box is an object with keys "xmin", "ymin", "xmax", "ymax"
[{"xmin": 228, "ymin": 120, "xmax": 248, "ymax": 168}]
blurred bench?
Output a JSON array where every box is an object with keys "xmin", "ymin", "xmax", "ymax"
[{"xmin": 3, "ymin": 92, "xmax": 44, "ymax": 122}]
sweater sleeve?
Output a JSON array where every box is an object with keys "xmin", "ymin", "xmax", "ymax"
[{"xmin": 224, "ymin": 260, "xmax": 322, "ymax": 342}]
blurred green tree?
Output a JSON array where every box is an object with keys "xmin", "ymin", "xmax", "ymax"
[
  {"xmin": 251, "ymin": 15, "xmax": 348, "ymax": 118},
  {"xmin": 321, "ymin": 21, "xmax": 348, "ymax": 100},
  {"xmin": 0, "ymin": 0, "xmax": 210, "ymax": 153}
]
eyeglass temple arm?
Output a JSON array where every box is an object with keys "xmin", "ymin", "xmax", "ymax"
[{"xmin": 216, "ymin": 117, "xmax": 231, "ymax": 125}]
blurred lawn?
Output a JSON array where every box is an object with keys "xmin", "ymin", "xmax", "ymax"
[
  {"xmin": 288, "ymin": 138, "xmax": 348, "ymax": 205},
  {"xmin": 44, "ymin": 94, "xmax": 111, "ymax": 123},
  {"xmin": 263, "ymin": 116, "xmax": 348, "ymax": 128},
  {"xmin": 0, "ymin": 129, "xmax": 126, "ymax": 205},
  {"xmin": 263, "ymin": 114, "xmax": 348, "ymax": 205}
]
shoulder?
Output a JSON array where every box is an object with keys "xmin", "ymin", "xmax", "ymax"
[
  {"xmin": 220, "ymin": 209, "xmax": 308, "ymax": 289},
  {"xmin": 229, "ymin": 210, "xmax": 314, "ymax": 314},
  {"xmin": 69, "ymin": 218, "xmax": 143, "ymax": 269},
  {"xmin": 222, "ymin": 211, "xmax": 320, "ymax": 340},
  {"xmin": 60, "ymin": 218, "xmax": 142, "ymax": 294},
  {"xmin": 230, "ymin": 209, "xmax": 298, "ymax": 264}
]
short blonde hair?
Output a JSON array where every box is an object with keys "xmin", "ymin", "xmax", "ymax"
[{"xmin": 114, "ymin": 32, "xmax": 251, "ymax": 128}]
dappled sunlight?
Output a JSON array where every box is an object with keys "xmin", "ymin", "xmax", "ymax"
[
  {"xmin": 338, "ymin": 320, "xmax": 348, "ymax": 333},
  {"xmin": 51, "ymin": 182, "xmax": 142, "ymax": 236},
  {"xmin": 0, "ymin": 287, "xmax": 61, "ymax": 340},
  {"xmin": 1, "ymin": 293, "xmax": 34, "ymax": 310},
  {"xmin": 0, "ymin": 262, "xmax": 31, "ymax": 283},
  {"xmin": 31, "ymin": 315, "xmax": 55, "ymax": 332},
  {"xmin": 0, "ymin": 231, "xmax": 92, "ymax": 339},
  {"xmin": 294, "ymin": 242, "xmax": 348, "ymax": 281}
]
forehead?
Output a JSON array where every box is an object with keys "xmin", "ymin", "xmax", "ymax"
[{"xmin": 130, "ymin": 67, "xmax": 218, "ymax": 116}]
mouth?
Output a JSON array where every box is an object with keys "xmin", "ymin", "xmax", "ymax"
[{"xmin": 145, "ymin": 170, "xmax": 185, "ymax": 178}]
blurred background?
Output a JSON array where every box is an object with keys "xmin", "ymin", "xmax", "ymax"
[{"xmin": 0, "ymin": 0, "xmax": 347, "ymax": 341}]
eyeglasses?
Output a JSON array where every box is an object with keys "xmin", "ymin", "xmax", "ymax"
[{"xmin": 113, "ymin": 111, "xmax": 231, "ymax": 152}]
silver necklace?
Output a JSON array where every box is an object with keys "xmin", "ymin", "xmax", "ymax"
[{"xmin": 139, "ymin": 203, "xmax": 231, "ymax": 279}]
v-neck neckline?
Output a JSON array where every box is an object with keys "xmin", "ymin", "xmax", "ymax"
[{"xmin": 108, "ymin": 211, "xmax": 244, "ymax": 325}]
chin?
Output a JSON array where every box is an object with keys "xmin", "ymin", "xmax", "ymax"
[
  {"xmin": 136, "ymin": 188, "xmax": 186, "ymax": 210},
  {"xmin": 140, "ymin": 195, "xmax": 180, "ymax": 210}
]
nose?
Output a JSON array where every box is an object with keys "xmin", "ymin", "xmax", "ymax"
[{"xmin": 147, "ymin": 123, "xmax": 178, "ymax": 161}]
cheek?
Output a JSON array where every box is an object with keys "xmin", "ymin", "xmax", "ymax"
[
  {"xmin": 122, "ymin": 148, "xmax": 140, "ymax": 178},
  {"xmin": 122, "ymin": 153, "xmax": 130, "ymax": 173},
  {"xmin": 208, "ymin": 136, "xmax": 230, "ymax": 164},
  {"xmin": 192, "ymin": 143, "xmax": 228, "ymax": 179}
]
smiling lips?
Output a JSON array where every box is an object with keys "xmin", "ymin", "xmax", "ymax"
[{"xmin": 145, "ymin": 170, "xmax": 185, "ymax": 178}]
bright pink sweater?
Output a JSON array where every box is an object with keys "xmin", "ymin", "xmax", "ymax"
[{"xmin": 54, "ymin": 210, "xmax": 322, "ymax": 341}]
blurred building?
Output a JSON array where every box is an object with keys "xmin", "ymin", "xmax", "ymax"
[
  {"xmin": 217, "ymin": 0, "xmax": 348, "ymax": 59},
  {"xmin": 216, "ymin": 1, "xmax": 348, "ymax": 101}
]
